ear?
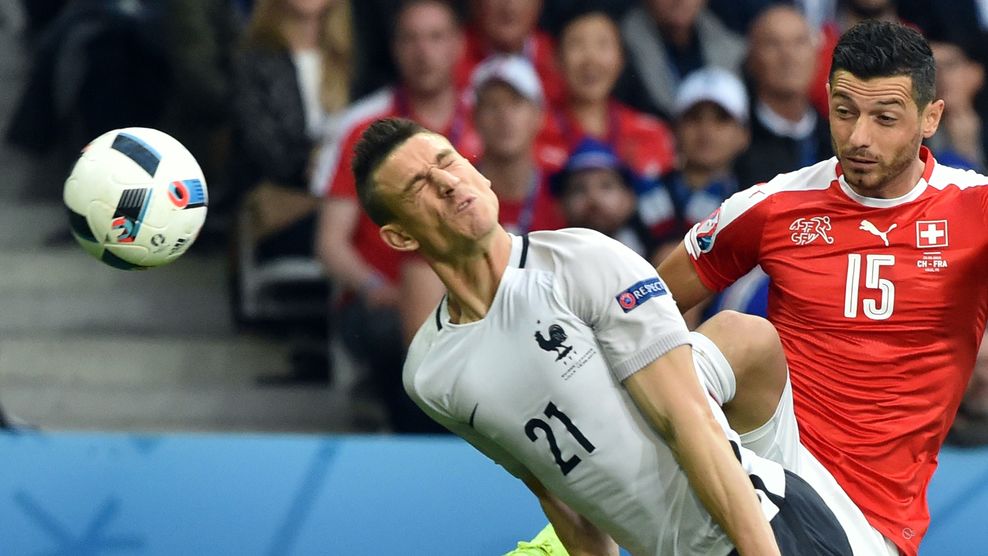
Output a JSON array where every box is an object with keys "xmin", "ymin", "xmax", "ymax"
[
  {"xmin": 379, "ymin": 223, "xmax": 420, "ymax": 252},
  {"xmin": 922, "ymin": 99, "xmax": 945, "ymax": 139}
]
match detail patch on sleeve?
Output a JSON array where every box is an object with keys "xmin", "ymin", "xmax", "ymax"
[{"xmin": 615, "ymin": 277, "xmax": 668, "ymax": 313}]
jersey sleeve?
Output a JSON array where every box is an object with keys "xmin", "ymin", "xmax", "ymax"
[
  {"xmin": 545, "ymin": 229, "xmax": 691, "ymax": 382},
  {"xmin": 683, "ymin": 185, "xmax": 771, "ymax": 292}
]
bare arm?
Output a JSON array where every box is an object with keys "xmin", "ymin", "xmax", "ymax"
[
  {"xmin": 623, "ymin": 345, "xmax": 780, "ymax": 556},
  {"xmin": 315, "ymin": 196, "xmax": 399, "ymax": 306},
  {"xmin": 522, "ymin": 477, "xmax": 619, "ymax": 556},
  {"xmin": 656, "ymin": 243, "xmax": 716, "ymax": 314}
]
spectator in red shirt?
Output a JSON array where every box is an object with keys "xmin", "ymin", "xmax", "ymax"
[
  {"xmin": 471, "ymin": 55, "xmax": 566, "ymax": 234},
  {"xmin": 542, "ymin": 9, "xmax": 678, "ymax": 182},
  {"xmin": 455, "ymin": 0, "xmax": 565, "ymax": 106},
  {"xmin": 313, "ymin": 0, "xmax": 477, "ymax": 433}
]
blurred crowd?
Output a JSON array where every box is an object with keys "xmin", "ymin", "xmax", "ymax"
[{"xmin": 3, "ymin": 0, "xmax": 988, "ymax": 439}]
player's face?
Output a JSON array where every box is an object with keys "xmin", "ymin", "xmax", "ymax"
[
  {"xmin": 558, "ymin": 13, "xmax": 623, "ymax": 104},
  {"xmin": 677, "ymin": 102, "xmax": 749, "ymax": 173},
  {"xmin": 393, "ymin": 3, "xmax": 463, "ymax": 96},
  {"xmin": 474, "ymin": 82, "xmax": 542, "ymax": 160},
  {"xmin": 828, "ymin": 70, "xmax": 943, "ymax": 198},
  {"xmin": 375, "ymin": 133, "xmax": 500, "ymax": 257},
  {"xmin": 560, "ymin": 168, "xmax": 636, "ymax": 236}
]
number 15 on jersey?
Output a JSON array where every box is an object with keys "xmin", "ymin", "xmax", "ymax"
[{"xmin": 844, "ymin": 254, "xmax": 896, "ymax": 320}]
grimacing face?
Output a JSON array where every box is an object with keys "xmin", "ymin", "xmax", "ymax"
[
  {"xmin": 374, "ymin": 133, "xmax": 500, "ymax": 257},
  {"xmin": 828, "ymin": 70, "xmax": 943, "ymax": 198}
]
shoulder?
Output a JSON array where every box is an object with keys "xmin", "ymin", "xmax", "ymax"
[
  {"xmin": 927, "ymin": 162, "xmax": 988, "ymax": 191},
  {"xmin": 615, "ymin": 102, "xmax": 673, "ymax": 136},
  {"xmin": 528, "ymin": 228, "xmax": 628, "ymax": 261}
]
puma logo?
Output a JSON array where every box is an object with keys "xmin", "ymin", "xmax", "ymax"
[{"xmin": 859, "ymin": 220, "xmax": 896, "ymax": 247}]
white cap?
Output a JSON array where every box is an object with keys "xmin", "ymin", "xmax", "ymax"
[
  {"xmin": 674, "ymin": 67, "xmax": 749, "ymax": 123},
  {"xmin": 471, "ymin": 54, "xmax": 544, "ymax": 106}
]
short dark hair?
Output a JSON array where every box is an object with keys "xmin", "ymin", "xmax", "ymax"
[
  {"xmin": 351, "ymin": 118, "xmax": 429, "ymax": 227},
  {"xmin": 830, "ymin": 21, "xmax": 936, "ymax": 108}
]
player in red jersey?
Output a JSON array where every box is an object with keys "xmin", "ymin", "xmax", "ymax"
[{"xmin": 658, "ymin": 21, "xmax": 988, "ymax": 556}]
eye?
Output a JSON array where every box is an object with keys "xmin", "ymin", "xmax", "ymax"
[{"xmin": 877, "ymin": 114, "xmax": 897, "ymax": 125}]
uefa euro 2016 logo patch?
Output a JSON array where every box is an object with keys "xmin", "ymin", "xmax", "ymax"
[{"xmin": 615, "ymin": 277, "xmax": 668, "ymax": 313}]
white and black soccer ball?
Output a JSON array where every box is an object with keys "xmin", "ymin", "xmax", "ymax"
[{"xmin": 63, "ymin": 127, "xmax": 208, "ymax": 270}]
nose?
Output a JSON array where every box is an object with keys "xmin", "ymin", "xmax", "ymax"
[
  {"xmin": 847, "ymin": 116, "xmax": 872, "ymax": 149},
  {"xmin": 430, "ymin": 167, "xmax": 460, "ymax": 196}
]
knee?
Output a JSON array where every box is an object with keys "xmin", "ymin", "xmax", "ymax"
[{"xmin": 701, "ymin": 310, "xmax": 786, "ymax": 392}]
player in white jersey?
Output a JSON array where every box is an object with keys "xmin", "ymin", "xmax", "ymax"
[{"xmin": 350, "ymin": 117, "xmax": 852, "ymax": 556}]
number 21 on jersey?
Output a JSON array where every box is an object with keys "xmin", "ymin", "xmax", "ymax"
[{"xmin": 844, "ymin": 254, "xmax": 896, "ymax": 320}]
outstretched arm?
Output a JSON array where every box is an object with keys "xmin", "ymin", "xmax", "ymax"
[
  {"xmin": 522, "ymin": 477, "xmax": 619, "ymax": 556},
  {"xmin": 656, "ymin": 243, "xmax": 715, "ymax": 314},
  {"xmin": 623, "ymin": 345, "xmax": 781, "ymax": 556}
]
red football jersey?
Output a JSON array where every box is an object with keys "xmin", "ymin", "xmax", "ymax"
[
  {"xmin": 312, "ymin": 87, "xmax": 482, "ymax": 284},
  {"xmin": 684, "ymin": 147, "xmax": 988, "ymax": 556}
]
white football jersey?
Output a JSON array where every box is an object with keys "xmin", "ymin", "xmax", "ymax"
[{"xmin": 405, "ymin": 229, "xmax": 787, "ymax": 556}]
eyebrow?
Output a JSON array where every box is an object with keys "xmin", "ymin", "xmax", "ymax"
[
  {"xmin": 831, "ymin": 91, "xmax": 905, "ymax": 108},
  {"xmin": 401, "ymin": 148, "xmax": 454, "ymax": 193}
]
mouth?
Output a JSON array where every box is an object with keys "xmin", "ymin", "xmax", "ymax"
[
  {"xmin": 845, "ymin": 156, "xmax": 879, "ymax": 169},
  {"xmin": 455, "ymin": 196, "xmax": 476, "ymax": 213}
]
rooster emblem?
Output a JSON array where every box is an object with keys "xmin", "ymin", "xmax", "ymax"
[{"xmin": 535, "ymin": 324, "xmax": 573, "ymax": 361}]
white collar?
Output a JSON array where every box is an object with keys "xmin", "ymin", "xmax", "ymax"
[{"xmin": 756, "ymin": 101, "xmax": 817, "ymax": 140}]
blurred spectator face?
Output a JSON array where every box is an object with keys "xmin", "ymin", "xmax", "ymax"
[
  {"xmin": 560, "ymin": 168, "xmax": 636, "ymax": 235},
  {"xmin": 932, "ymin": 41, "xmax": 985, "ymax": 109},
  {"xmin": 283, "ymin": 0, "xmax": 334, "ymax": 17},
  {"xmin": 393, "ymin": 2, "xmax": 464, "ymax": 96},
  {"xmin": 474, "ymin": 0, "xmax": 543, "ymax": 52},
  {"xmin": 847, "ymin": 0, "xmax": 893, "ymax": 18},
  {"xmin": 558, "ymin": 13, "xmax": 624, "ymax": 105},
  {"xmin": 678, "ymin": 102, "xmax": 749, "ymax": 172},
  {"xmin": 644, "ymin": 0, "xmax": 705, "ymax": 34},
  {"xmin": 475, "ymin": 81, "xmax": 543, "ymax": 160},
  {"xmin": 748, "ymin": 7, "xmax": 817, "ymax": 98}
]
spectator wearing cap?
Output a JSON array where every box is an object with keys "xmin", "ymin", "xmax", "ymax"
[
  {"xmin": 662, "ymin": 66, "xmax": 749, "ymax": 231},
  {"xmin": 618, "ymin": 0, "xmax": 746, "ymax": 120},
  {"xmin": 455, "ymin": 0, "xmax": 566, "ymax": 106},
  {"xmin": 661, "ymin": 67, "xmax": 767, "ymax": 327},
  {"xmin": 472, "ymin": 55, "xmax": 567, "ymax": 234},
  {"xmin": 928, "ymin": 37, "xmax": 988, "ymax": 172},
  {"xmin": 551, "ymin": 138, "xmax": 678, "ymax": 264},
  {"xmin": 736, "ymin": 5, "xmax": 831, "ymax": 186},
  {"xmin": 541, "ymin": 9, "xmax": 678, "ymax": 182}
]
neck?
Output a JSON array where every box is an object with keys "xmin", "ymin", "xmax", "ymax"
[
  {"xmin": 432, "ymin": 230, "xmax": 513, "ymax": 324},
  {"xmin": 759, "ymin": 93, "xmax": 810, "ymax": 123},
  {"xmin": 406, "ymin": 86, "xmax": 457, "ymax": 131},
  {"xmin": 480, "ymin": 156, "xmax": 536, "ymax": 200},
  {"xmin": 568, "ymin": 98, "xmax": 610, "ymax": 137},
  {"xmin": 283, "ymin": 14, "xmax": 321, "ymax": 51}
]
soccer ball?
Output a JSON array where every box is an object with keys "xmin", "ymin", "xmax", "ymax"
[{"xmin": 63, "ymin": 127, "xmax": 208, "ymax": 270}]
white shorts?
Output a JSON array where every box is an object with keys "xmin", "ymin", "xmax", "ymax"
[{"xmin": 689, "ymin": 332, "xmax": 900, "ymax": 556}]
